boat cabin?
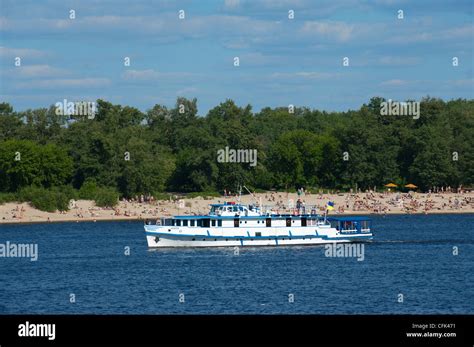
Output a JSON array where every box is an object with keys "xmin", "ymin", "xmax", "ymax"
[
  {"xmin": 328, "ymin": 217, "xmax": 372, "ymax": 233},
  {"xmin": 209, "ymin": 202, "xmax": 261, "ymax": 216}
]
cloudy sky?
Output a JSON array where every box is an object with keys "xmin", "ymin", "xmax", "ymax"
[{"xmin": 0, "ymin": 0, "xmax": 472, "ymax": 114}]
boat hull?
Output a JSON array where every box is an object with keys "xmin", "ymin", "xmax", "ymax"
[{"xmin": 145, "ymin": 228, "xmax": 372, "ymax": 248}]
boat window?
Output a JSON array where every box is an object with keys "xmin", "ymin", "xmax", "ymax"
[
  {"xmin": 232, "ymin": 206, "xmax": 238, "ymax": 212},
  {"xmin": 227, "ymin": 207, "xmax": 232, "ymax": 212},
  {"xmin": 234, "ymin": 218, "xmax": 239, "ymax": 227},
  {"xmin": 183, "ymin": 220, "xmax": 188, "ymax": 226},
  {"xmin": 211, "ymin": 219, "xmax": 216, "ymax": 227},
  {"xmin": 197, "ymin": 219, "xmax": 202, "ymax": 227},
  {"xmin": 266, "ymin": 218, "xmax": 271, "ymax": 227},
  {"xmin": 301, "ymin": 218, "xmax": 307, "ymax": 227},
  {"xmin": 286, "ymin": 218, "xmax": 291, "ymax": 227},
  {"xmin": 218, "ymin": 220, "xmax": 222, "ymax": 227},
  {"xmin": 202, "ymin": 219, "xmax": 210, "ymax": 228},
  {"xmin": 176, "ymin": 220, "xmax": 181, "ymax": 227},
  {"xmin": 190, "ymin": 220, "xmax": 195, "ymax": 227},
  {"xmin": 340, "ymin": 221, "xmax": 355, "ymax": 230}
]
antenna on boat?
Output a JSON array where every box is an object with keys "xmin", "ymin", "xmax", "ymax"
[
  {"xmin": 243, "ymin": 185, "xmax": 258, "ymax": 205},
  {"xmin": 237, "ymin": 184, "xmax": 242, "ymax": 204}
]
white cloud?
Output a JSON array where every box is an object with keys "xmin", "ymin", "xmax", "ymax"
[
  {"xmin": 15, "ymin": 78, "xmax": 111, "ymax": 89},
  {"xmin": 389, "ymin": 32, "xmax": 433, "ymax": 44},
  {"xmin": 440, "ymin": 25, "xmax": 474, "ymax": 40},
  {"xmin": 176, "ymin": 87, "xmax": 198, "ymax": 95},
  {"xmin": 122, "ymin": 69, "xmax": 201, "ymax": 81},
  {"xmin": 0, "ymin": 14, "xmax": 278, "ymax": 40},
  {"xmin": 7, "ymin": 64, "xmax": 68, "ymax": 78},
  {"xmin": 223, "ymin": 39, "xmax": 250, "ymax": 49},
  {"xmin": 270, "ymin": 71, "xmax": 340, "ymax": 80},
  {"xmin": 380, "ymin": 79, "xmax": 419, "ymax": 87},
  {"xmin": 387, "ymin": 24, "xmax": 473, "ymax": 44},
  {"xmin": 300, "ymin": 21, "xmax": 356, "ymax": 42},
  {"xmin": 378, "ymin": 56, "xmax": 421, "ymax": 66},
  {"xmin": 0, "ymin": 46, "xmax": 47, "ymax": 58},
  {"xmin": 224, "ymin": 0, "xmax": 241, "ymax": 9},
  {"xmin": 449, "ymin": 79, "xmax": 474, "ymax": 87}
]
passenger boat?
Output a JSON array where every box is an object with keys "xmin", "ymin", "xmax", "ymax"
[{"xmin": 144, "ymin": 202, "xmax": 373, "ymax": 248}]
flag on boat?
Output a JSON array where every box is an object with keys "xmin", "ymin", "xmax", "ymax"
[{"xmin": 326, "ymin": 201, "xmax": 335, "ymax": 211}]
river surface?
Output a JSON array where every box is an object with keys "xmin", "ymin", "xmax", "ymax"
[{"xmin": 0, "ymin": 214, "xmax": 472, "ymax": 314}]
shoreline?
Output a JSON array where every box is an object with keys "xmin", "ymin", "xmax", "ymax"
[
  {"xmin": 1, "ymin": 210, "xmax": 473, "ymax": 226},
  {"xmin": 1, "ymin": 191, "xmax": 472, "ymax": 225}
]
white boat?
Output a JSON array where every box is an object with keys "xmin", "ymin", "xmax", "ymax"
[{"xmin": 144, "ymin": 202, "xmax": 373, "ymax": 248}]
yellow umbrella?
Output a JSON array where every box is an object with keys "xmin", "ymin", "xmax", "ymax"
[
  {"xmin": 405, "ymin": 184, "xmax": 418, "ymax": 189},
  {"xmin": 385, "ymin": 183, "xmax": 397, "ymax": 188}
]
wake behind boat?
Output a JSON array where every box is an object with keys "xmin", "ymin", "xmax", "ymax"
[{"xmin": 144, "ymin": 202, "xmax": 373, "ymax": 248}]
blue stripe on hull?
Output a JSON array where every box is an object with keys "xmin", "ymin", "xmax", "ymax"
[{"xmin": 145, "ymin": 231, "xmax": 372, "ymax": 242}]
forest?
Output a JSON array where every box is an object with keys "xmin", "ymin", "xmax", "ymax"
[{"xmin": 0, "ymin": 96, "xmax": 472, "ymax": 209}]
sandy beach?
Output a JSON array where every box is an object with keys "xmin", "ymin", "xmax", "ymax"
[{"xmin": 1, "ymin": 191, "xmax": 473, "ymax": 224}]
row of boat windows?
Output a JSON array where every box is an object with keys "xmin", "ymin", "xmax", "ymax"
[
  {"xmin": 163, "ymin": 219, "xmax": 222, "ymax": 227},
  {"xmin": 190, "ymin": 238, "xmax": 308, "ymax": 241},
  {"xmin": 162, "ymin": 218, "xmax": 321, "ymax": 227},
  {"xmin": 210, "ymin": 205, "xmax": 247, "ymax": 213},
  {"xmin": 330, "ymin": 220, "xmax": 370, "ymax": 230}
]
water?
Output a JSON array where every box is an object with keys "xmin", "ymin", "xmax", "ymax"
[{"xmin": 0, "ymin": 214, "xmax": 473, "ymax": 314}]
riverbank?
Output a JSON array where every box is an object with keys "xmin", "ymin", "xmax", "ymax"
[{"xmin": 1, "ymin": 191, "xmax": 472, "ymax": 224}]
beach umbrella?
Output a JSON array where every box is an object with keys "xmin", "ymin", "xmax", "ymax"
[
  {"xmin": 384, "ymin": 183, "xmax": 397, "ymax": 188},
  {"xmin": 405, "ymin": 184, "xmax": 418, "ymax": 189}
]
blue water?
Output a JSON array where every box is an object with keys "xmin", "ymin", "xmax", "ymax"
[{"xmin": 0, "ymin": 214, "xmax": 473, "ymax": 314}]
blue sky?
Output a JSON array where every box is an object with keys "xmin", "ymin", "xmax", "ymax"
[{"xmin": 0, "ymin": 0, "xmax": 472, "ymax": 115}]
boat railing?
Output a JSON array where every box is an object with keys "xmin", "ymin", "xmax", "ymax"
[
  {"xmin": 259, "ymin": 204, "xmax": 322, "ymax": 216},
  {"xmin": 145, "ymin": 219, "xmax": 161, "ymax": 226},
  {"xmin": 339, "ymin": 227, "xmax": 371, "ymax": 234},
  {"xmin": 339, "ymin": 229, "xmax": 358, "ymax": 234}
]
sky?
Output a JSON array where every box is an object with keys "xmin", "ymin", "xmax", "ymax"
[{"xmin": 0, "ymin": 0, "xmax": 473, "ymax": 115}]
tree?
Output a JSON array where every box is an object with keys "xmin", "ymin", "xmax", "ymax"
[{"xmin": 0, "ymin": 140, "xmax": 73, "ymax": 192}]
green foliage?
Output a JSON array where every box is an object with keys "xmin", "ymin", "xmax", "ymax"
[
  {"xmin": 79, "ymin": 180, "xmax": 118, "ymax": 207},
  {"xmin": 0, "ymin": 96, "xmax": 472, "ymax": 199},
  {"xmin": 78, "ymin": 180, "xmax": 99, "ymax": 200},
  {"xmin": 93, "ymin": 187, "xmax": 119, "ymax": 207},
  {"xmin": 153, "ymin": 192, "xmax": 172, "ymax": 201},
  {"xmin": 0, "ymin": 140, "xmax": 73, "ymax": 191},
  {"xmin": 18, "ymin": 186, "xmax": 69, "ymax": 212},
  {"xmin": 0, "ymin": 192, "xmax": 17, "ymax": 205}
]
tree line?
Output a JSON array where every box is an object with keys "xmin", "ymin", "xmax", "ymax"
[{"xmin": 0, "ymin": 96, "xmax": 472, "ymax": 206}]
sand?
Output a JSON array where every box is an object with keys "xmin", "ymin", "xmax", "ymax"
[{"xmin": 0, "ymin": 191, "xmax": 472, "ymax": 224}]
